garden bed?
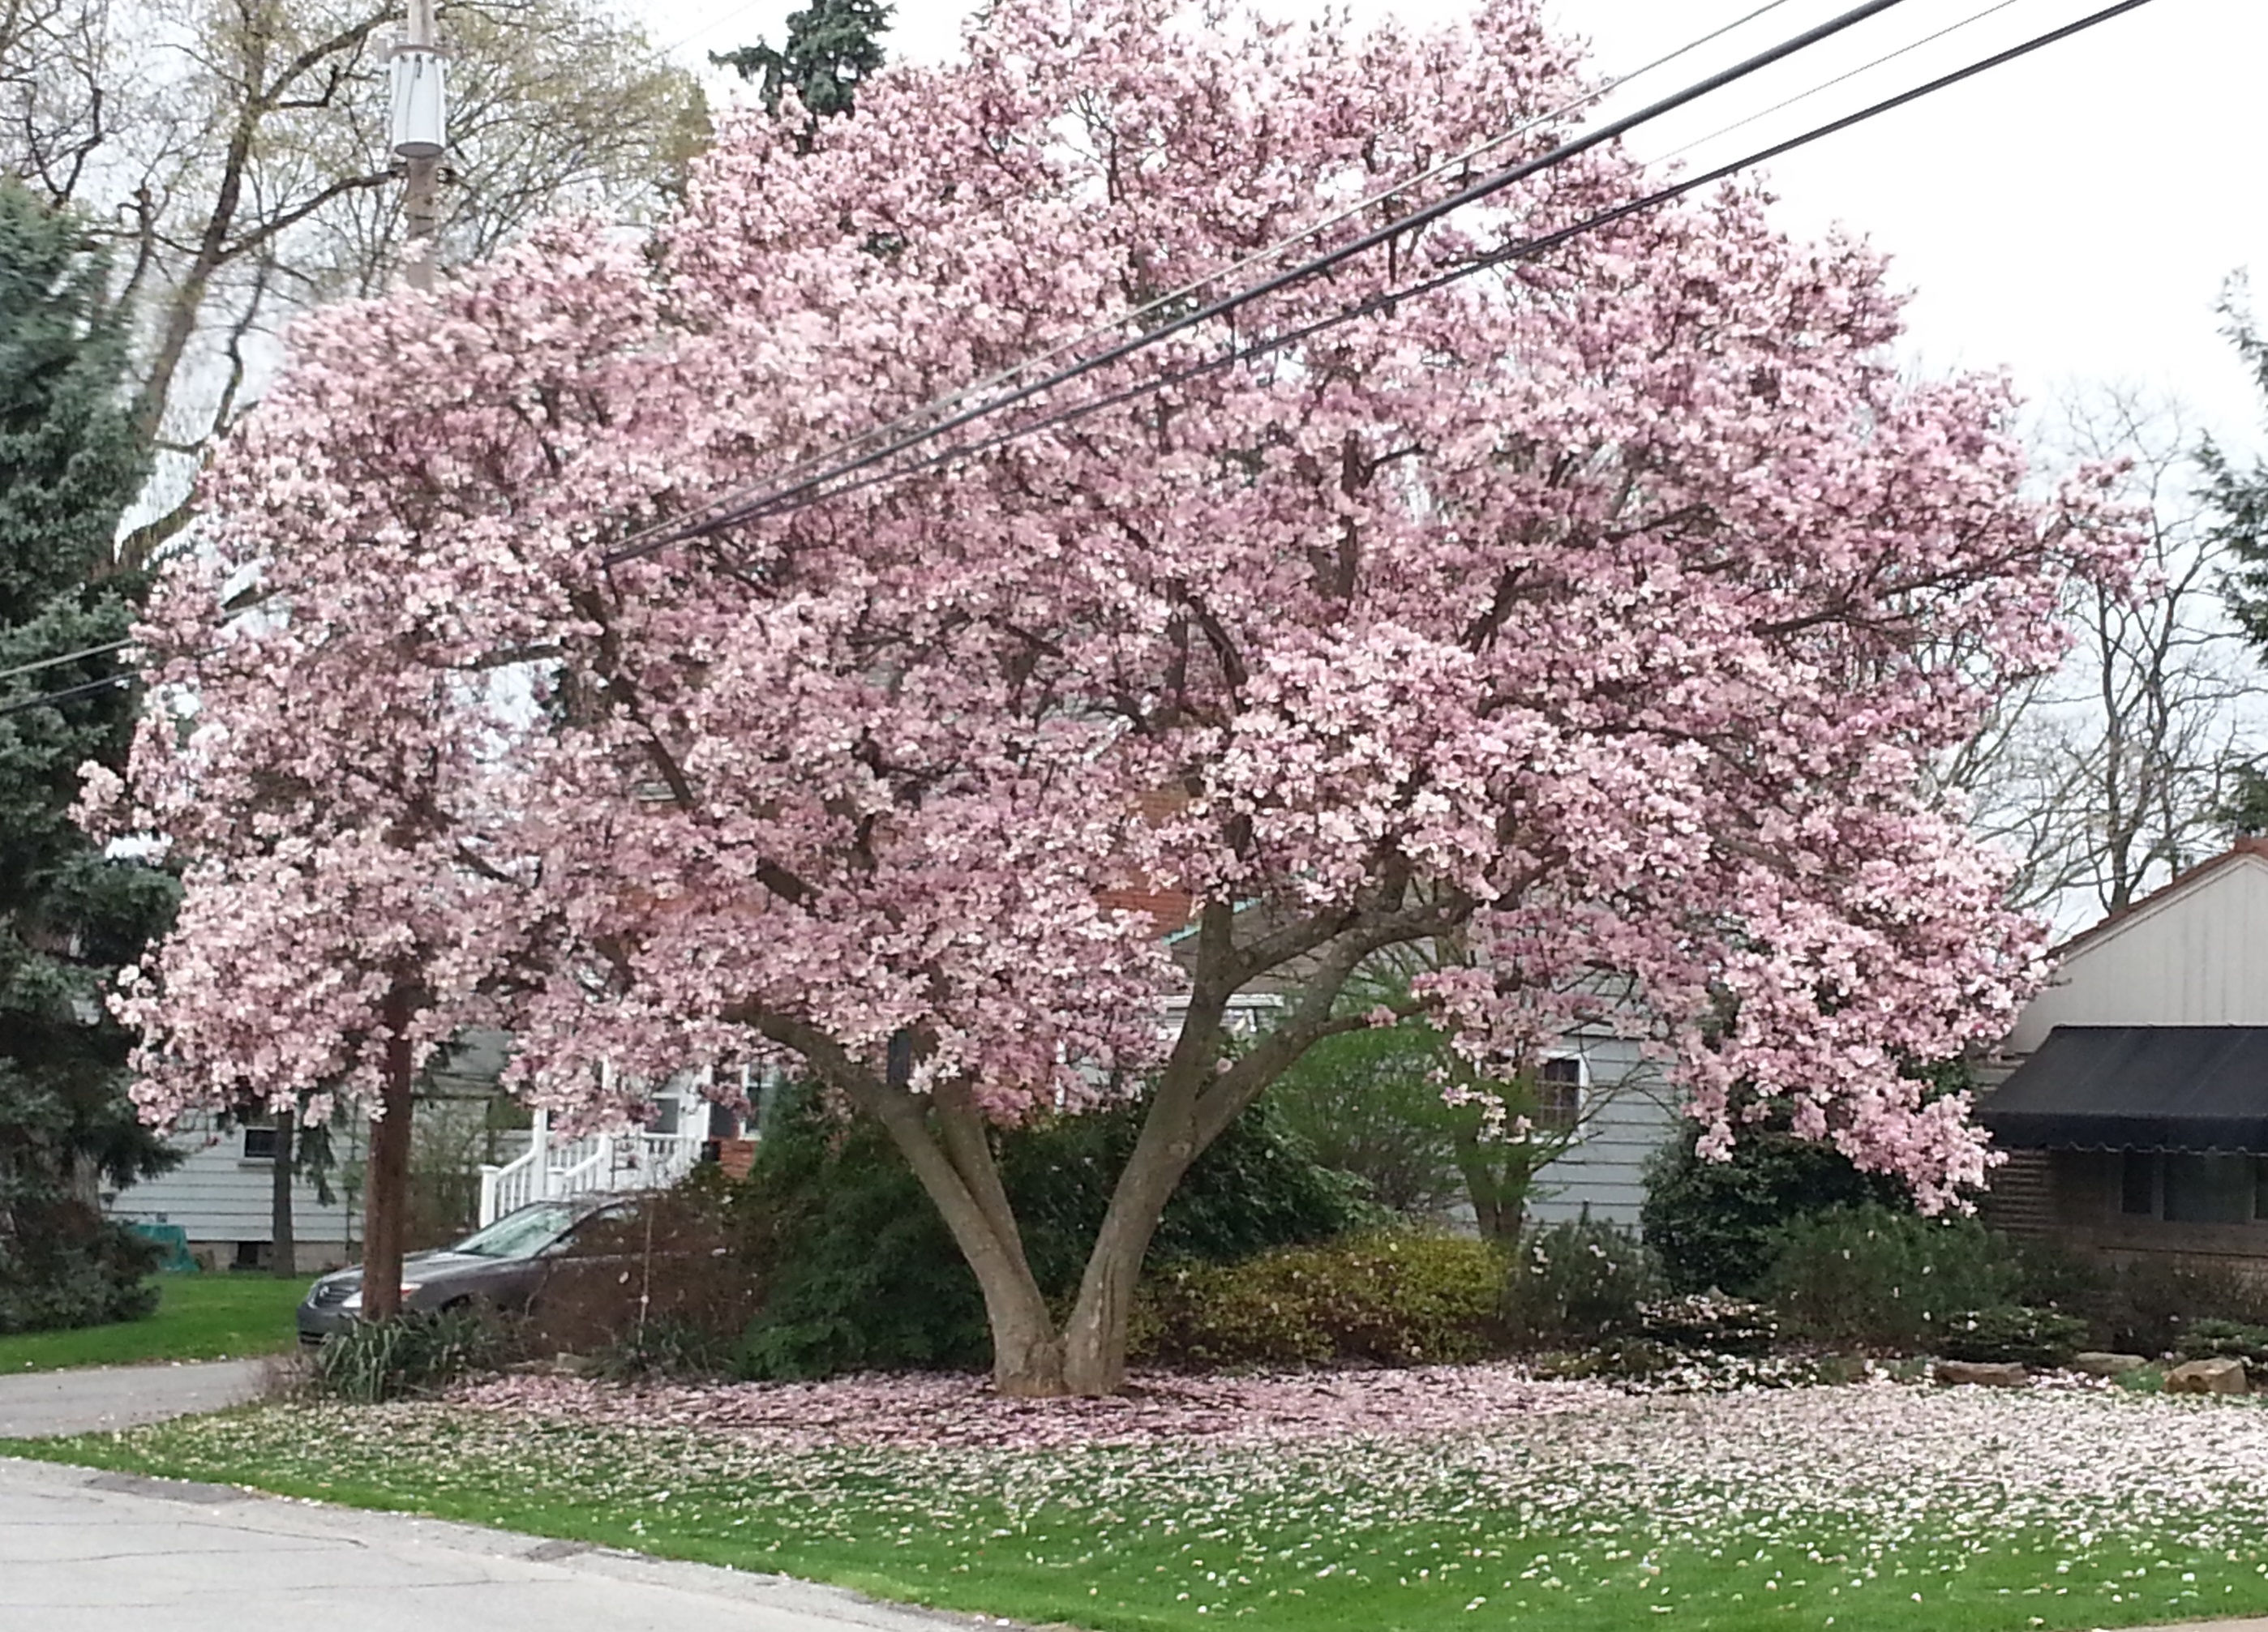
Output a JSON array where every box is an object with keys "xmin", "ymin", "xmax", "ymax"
[{"xmin": 11, "ymin": 1365, "xmax": 2268, "ymax": 1631}]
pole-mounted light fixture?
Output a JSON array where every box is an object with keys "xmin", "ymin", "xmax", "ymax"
[{"xmin": 388, "ymin": 44, "xmax": 447, "ymax": 161}]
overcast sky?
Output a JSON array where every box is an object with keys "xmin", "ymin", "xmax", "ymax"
[{"xmin": 627, "ymin": 0, "xmax": 2268, "ymax": 459}]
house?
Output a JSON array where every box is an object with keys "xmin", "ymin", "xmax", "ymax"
[
  {"xmin": 106, "ymin": 1030, "xmax": 714, "ymax": 1270},
  {"xmin": 1978, "ymin": 839, "xmax": 2268, "ymax": 1277}
]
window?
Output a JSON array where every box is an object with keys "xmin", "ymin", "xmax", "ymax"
[
  {"xmin": 2120, "ymin": 1151, "xmax": 2156, "ymax": 1215},
  {"xmin": 1531, "ymin": 1056, "xmax": 1583, "ymax": 1132},
  {"xmin": 2163, "ymin": 1154, "xmax": 2259, "ymax": 1225},
  {"xmin": 242, "ymin": 1126, "xmax": 280, "ymax": 1161},
  {"xmin": 2121, "ymin": 1152, "xmax": 2268, "ymax": 1224}
]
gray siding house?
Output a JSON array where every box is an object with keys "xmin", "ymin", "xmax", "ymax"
[{"xmin": 1979, "ymin": 840, "xmax": 2268, "ymax": 1276}]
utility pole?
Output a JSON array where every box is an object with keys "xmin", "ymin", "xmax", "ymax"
[{"xmin": 389, "ymin": 0, "xmax": 448, "ymax": 293}]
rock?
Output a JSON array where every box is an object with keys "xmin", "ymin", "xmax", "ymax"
[
  {"xmin": 2072, "ymin": 1351, "xmax": 2148, "ymax": 1377},
  {"xmin": 2166, "ymin": 1356, "xmax": 2249, "ymax": 1396},
  {"xmin": 1934, "ymin": 1360, "xmax": 2029, "ymax": 1388}
]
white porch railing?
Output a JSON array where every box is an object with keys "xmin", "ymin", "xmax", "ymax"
[{"xmin": 474, "ymin": 1063, "xmax": 717, "ymax": 1227}]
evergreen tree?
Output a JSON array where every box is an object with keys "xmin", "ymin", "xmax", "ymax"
[
  {"xmin": 2203, "ymin": 283, "xmax": 2268, "ymax": 844},
  {"xmin": 713, "ymin": 0, "xmax": 891, "ymax": 136},
  {"xmin": 0, "ymin": 180, "xmax": 179, "ymax": 1333}
]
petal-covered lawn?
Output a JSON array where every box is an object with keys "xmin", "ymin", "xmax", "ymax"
[{"xmin": 12, "ymin": 1368, "xmax": 2268, "ymax": 1632}]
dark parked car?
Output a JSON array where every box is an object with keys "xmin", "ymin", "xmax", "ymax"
[{"xmin": 297, "ymin": 1195, "xmax": 634, "ymax": 1345}]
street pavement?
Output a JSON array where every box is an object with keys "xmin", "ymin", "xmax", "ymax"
[
  {"xmin": 0, "ymin": 1456, "xmax": 993, "ymax": 1632},
  {"xmin": 0, "ymin": 1358, "xmax": 268, "ymax": 1440}
]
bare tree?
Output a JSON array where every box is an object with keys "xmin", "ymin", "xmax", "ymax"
[
  {"xmin": 1950, "ymin": 388, "xmax": 2266, "ymax": 921},
  {"xmin": 1, "ymin": 0, "xmax": 704, "ymax": 566}
]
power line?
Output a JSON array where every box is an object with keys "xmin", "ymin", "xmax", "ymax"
[
  {"xmin": 0, "ymin": 637, "xmax": 134, "ymax": 685},
  {"xmin": 605, "ymin": 0, "xmax": 1923, "ymax": 566},
  {"xmin": 603, "ymin": 0, "xmax": 1810, "ymax": 563},
  {"xmin": 0, "ymin": 672, "xmax": 134, "ymax": 721},
  {"xmin": 692, "ymin": 0, "xmax": 2163, "ymax": 532},
  {"xmin": 1652, "ymin": 0, "xmax": 2028, "ymax": 169},
  {"xmin": 611, "ymin": 0, "xmax": 1910, "ymax": 562}
]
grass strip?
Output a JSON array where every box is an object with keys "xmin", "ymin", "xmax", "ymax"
[
  {"xmin": 11, "ymin": 1395, "xmax": 2268, "ymax": 1632},
  {"xmin": 0, "ymin": 1273, "xmax": 311, "ymax": 1373}
]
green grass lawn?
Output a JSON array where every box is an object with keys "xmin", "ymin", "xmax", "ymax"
[
  {"xmin": 11, "ymin": 1383, "xmax": 2268, "ymax": 1632},
  {"xmin": 0, "ymin": 1273, "xmax": 310, "ymax": 1373}
]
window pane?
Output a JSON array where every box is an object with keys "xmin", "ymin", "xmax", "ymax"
[
  {"xmin": 242, "ymin": 1127, "xmax": 279, "ymax": 1161},
  {"xmin": 1532, "ymin": 1057, "xmax": 1581, "ymax": 1130},
  {"xmin": 2163, "ymin": 1154, "xmax": 2254, "ymax": 1224},
  {"xmin": 2120, "ymin": 1151, "xmax": 2155, "ymax": 1216}
]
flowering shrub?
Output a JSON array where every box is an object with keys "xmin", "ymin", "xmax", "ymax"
[
  {"xmin": 1133, "ymin": 1233, "xmax": 1506, "ymax": 1368},
  {"xmin": 1502, "ymin": 1217, "xmax": 1662, "ymax": 1346}
]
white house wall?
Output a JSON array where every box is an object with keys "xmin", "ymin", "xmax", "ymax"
[
  {"xmin": 2010, "ymin": 854, "xmax": 2268, "ymax": 1054},
  {"xmin": 1525, "ymin": 1034, "xmax": 1681, "ymax": 1229},
  {"xmin": 107, "ymin": 1114, "xmax": 364, "ymax": 1262}
]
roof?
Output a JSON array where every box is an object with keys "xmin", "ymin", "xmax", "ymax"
[
  {"xmin": 2053, "ymin": 838, "xmax": 2268, "ymax": 960},
  {"xmin": 1979, "ymin": 1026, "xmax": 2268, "ymax": 1152}
]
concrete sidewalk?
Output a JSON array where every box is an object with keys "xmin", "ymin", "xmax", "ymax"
[
  {"xmin": 0, "ymin": 1357, "xmax": 268, "ymax": 1439},
  {"xmin": 0, "ymin": 1457, "xmax": 990, "ymax": 1632}
]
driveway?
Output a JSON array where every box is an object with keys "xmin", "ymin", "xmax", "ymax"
[
  {"xmin": 0, "ymin": 1456, "xmax": 993, "ymax": 1632},
  {"xmin": 0, "ymin": 1358, "xmax": 268, "ymax": 1439}
]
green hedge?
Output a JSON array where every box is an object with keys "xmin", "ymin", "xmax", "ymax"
[
  {"xmin": 1756, "ymin": 1204, "xmax": 2020, "ymax": 1347},
  {"xmin": 1134, "ymin": 1232, "xmax": 1507, "ymax": 1368}
]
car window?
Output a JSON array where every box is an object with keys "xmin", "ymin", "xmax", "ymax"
[{"xmin": 447, "ymin": 1202, "xmax": 583, "ymax": 1260}]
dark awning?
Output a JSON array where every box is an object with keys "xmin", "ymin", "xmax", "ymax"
[{"xmin": 1980, "ymin": 1026, "xmax": 2268, "ymax": 1152}]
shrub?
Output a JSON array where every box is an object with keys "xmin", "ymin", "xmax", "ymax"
[
  {"xmin": 0, "ymin": 1197, "xmax": 161, "ymax": 1334},
  {"xmin": 1134, "ymin": 1232, "xmax": 1507, "ymax": 1369},
  {"xmin": 1502, "ymin": 1217, "xmax": 1661, "ymax": 1346},
  {"xmin": 1938, "ymin": 1304, "xmax": 2088, "ymax": 1368},
  {"xmin": 1641, "ymin": 1128, "xmax": 1909, "ymax": 1296},
  {"xmin": 521, "ymin": 1174, "xmax": 755, "ymax": 1368},
  {"xmin": 733, "ymin": 1082, "xmax": 1366, "ymax": 1380},
  {"xmin": 1638, "ymin": 1292, "xmax": 1779, "ymax": 1354},
  {"xmin": 1756, "ymin": 1204, "xmax": 2021, "ymax": 1348},
  {"xmin": 2091, "ymin": 1260, "xmax": 2268, "ymax": 1356},
  {"xmin": 311, "ymin": 1306, "xmax": 497, "ymax": 1402},
  {"xmin": 2175, "ymin": 1317, "xmax": 2268, "ymax": 1374}
]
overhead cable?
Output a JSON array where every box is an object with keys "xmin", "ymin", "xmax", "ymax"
[
  {"xmin": 603, "ymin": 0, "xmax": 1920, "ymax": 564},
  {"xmin": 0, "ymin": 672, "xmax": 135, "ymax": 721},
  {"xmin": 0, "ymin": 637, "xmax": 135, "ymax": 685},
  {"xmin": 696, "ymin": 0, "xmax": 2162, "ymax": 531},
  {"xmin": 602, "ymin": 0, "xmax": 1808, "ymax": 563}
]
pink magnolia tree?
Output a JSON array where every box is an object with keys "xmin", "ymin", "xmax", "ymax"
[{"xmin": 109, "ymin": 0, "xmax": 2125, "ymax": 1393}]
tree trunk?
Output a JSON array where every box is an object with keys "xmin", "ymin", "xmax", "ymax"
[
  {"xmin": 269, "ymin": 1105, "xmax": 296, "ymax": 1277},
  {"xmin": 361, "ymin": 986, "xmax": 417, "ymax": 1321},
  {"xmin": 1060, "ymin": 1077, "xmax": 1209, "ymax": 1395},
  {"xmin": 864, "ymin": 1090, "xmax": 1066, "ymax": 1396}
]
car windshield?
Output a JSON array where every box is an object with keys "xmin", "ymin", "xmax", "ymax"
[{"xmin": 445, "ymin": 1202, "xmax": 583, "ymax": 1260}]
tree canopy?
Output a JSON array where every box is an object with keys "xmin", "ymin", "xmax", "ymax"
[
  {"xmin": 0, "ymin": 181, "xmax": 177, "ymax": 1330},
  {"xmin": 103, "ymin": 0, "xmax": 2131, "ymax": 1392}
]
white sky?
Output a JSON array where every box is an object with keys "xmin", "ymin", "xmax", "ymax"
[{"xmin": 626, "ymin": 0, "xmax": 2268, "ymax": 459}]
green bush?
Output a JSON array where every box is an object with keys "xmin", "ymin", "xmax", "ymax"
[
  {"xmin": 1641, "ymin": 1128, "xmax": 1909, "ymax": 1296},
  {"xmin": 1938, "ymin": 1304, "xmax": 2088, "ymax": 1368},
  {"xmin": 311, "ymin": 1306, "xmax": 497, "ymax": 1403},
  {"xmin": 1134, "ymin": 1232, "xmax": 1507, "ymax": 1368},
  {"xmin": 732, "ymin": 1083, "xmax": 1365, "ymax": 1379},
  {"xmin": 1638, "ymin": 1292, "xmax": 1779, "ymax": 1354},
  {"xmin": 1503, "ymin": 1217, "xmax": 1661, "ymax": 1346},
  {"xmin": 1756, "ymin": 1204, "xmax": 2021, "ymax": 1348},
  {"xmin": 2175, "ymin": 1317, "xmax": 2268, "ymax": 1373},
  {"xmin": 0, "ymin": 1197, "xmax": 161, "ymax": 1334}
]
